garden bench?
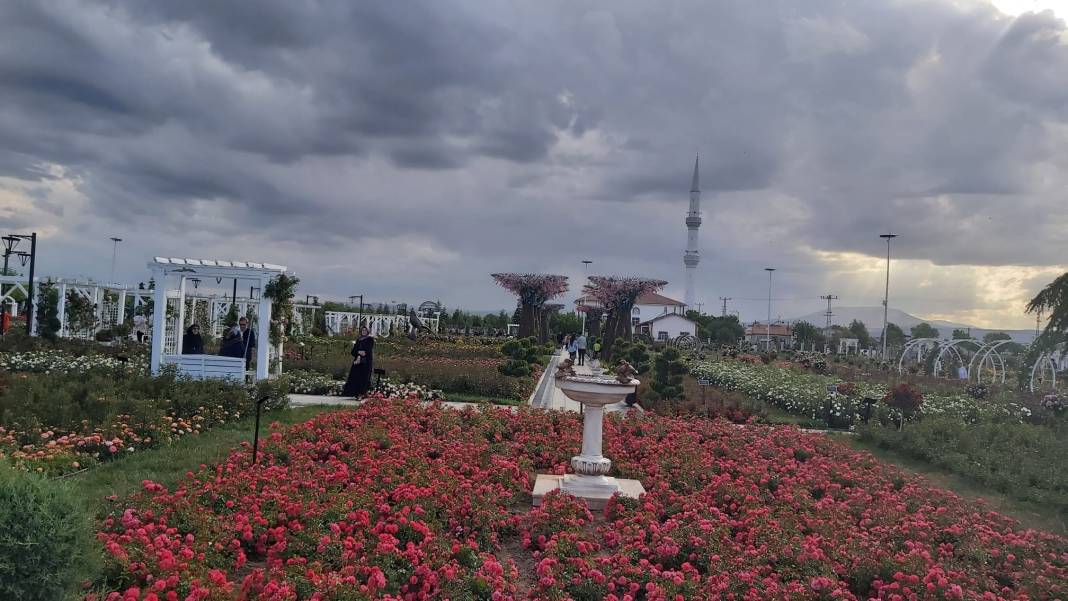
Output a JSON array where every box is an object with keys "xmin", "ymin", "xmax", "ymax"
[{"xmin": 161, "ymin": 354, "xmax": 246, "ymax": 382}]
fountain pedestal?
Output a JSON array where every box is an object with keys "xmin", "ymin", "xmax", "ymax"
[{"xmin": 532, "ymin": 375, "xmax": 646, "ymax": 510}]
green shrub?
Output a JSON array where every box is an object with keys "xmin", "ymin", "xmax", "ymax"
[
  {"xmin": 858, "ymin": 416, "xmax": 1068, "ymax": 512},
  {"xmin": 0, "ymin": 465, "xmax": 98, "ymax": 600},
  {"xmin": 648, "ymin": 348, "xmax": 687, "ymax": 402}
]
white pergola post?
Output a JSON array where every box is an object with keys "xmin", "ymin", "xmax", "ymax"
[
  {"xmin": 256, "ymin": 278, "xmax": 271, "ymax": 381},
  {"xmin": 175, "ymin": 277, "xmax": 187, "ymax": 354},
  {"xmin": 93, "ymin": 286, "xmax": 103, "ymax": 333},
  {"xmin": 117, "ymin": 289, "xmax": 127, "ymax": 325},
  {"xmin": 57, "ymin": 283, "xmax": 67, "ymax": 338},
  {"xmin": 150, "ymin": 269, "xmax": 167, "ymax": 375}
]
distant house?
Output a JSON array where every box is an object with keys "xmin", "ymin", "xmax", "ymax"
[
  {"xmin": 637, "ymin": 313, "xmax": 698, "ymax": 341},
  {"xmin": 574, "ymin": 291, "xmax": 689, "ymax": 331},
  {"xmin": 745, "ymin": 322, "xmax": 794, "ymax": 350}
]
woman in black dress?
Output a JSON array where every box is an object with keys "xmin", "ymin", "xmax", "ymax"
[
  {"xmin": 342, "ymin": 326, "xmax": 375, "ymax": 397},
  {"xmin": 182, "ymin": 324, "xmax": 204, "ymax": 354}
]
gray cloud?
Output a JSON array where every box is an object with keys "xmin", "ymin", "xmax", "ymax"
[{"xmin": 1, "ymin": 0, "xmax": 1067, "ymax": 327}]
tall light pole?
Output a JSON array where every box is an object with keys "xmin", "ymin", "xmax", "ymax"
[
  {"xmin": 880, "ymin": 233, "xmax": 898, "ymax": 360},
  {"xmin": 764, "ymin": 268, "xmax": 775, "ymax": 351},
  {"xmin": 581, "ymin": 260, "xmax": 592, "ymax": 336},
  {"xmin": 109, "ymin": 237, "xmax": 123, "ymax": 285}
]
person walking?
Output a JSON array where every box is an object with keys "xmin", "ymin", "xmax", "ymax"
[
  {"xmin": 562, "ymin": 333, "xmax": 571, "ymax": 353},
  {"xmin": 342, "ymin": 326, "xmax": 376, "ymax": 397},
  {"xmin": 567, "ymin": 335, "xmax": 578, "ymax": 362},
  {"xmin": 575, "ymin": 333, "xmax": 588, "ymax": 366}
]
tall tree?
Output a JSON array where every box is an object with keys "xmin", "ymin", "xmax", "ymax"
[
  {"xmin": 792, "ymin": 321, "xmax": 823, "ymax": 348},
  {"xmin": 848, "ymin": 319, "xmax": 872, "ymax": 348},
  {"xmin": 685, "ymin": 311, "xmax": 745, "ymax": 344},
  {"xmin": 884, "ymin": 322, "xmax": 906, "ymax": 349},
  {"xmin": 35, "ymin": 281, "xmax": 60, "ymax": 340},
  {"xmin": 910, "ymin": 322, "xmax": 940, "ymax": 339},
  {"xmin": 982, "ymin": 331, "xmax": 1012, "ymax": 344},
  {"xmin": 1028, "ymin": 272, "xmax": 1068, "ymax": 350},
  {"xmin": 584, "ymin": 276, "xmax": 667, "ymax": 361},
  {"xmin": 491, "ymin": 273, "xmax": 568, "ymax": 341}
]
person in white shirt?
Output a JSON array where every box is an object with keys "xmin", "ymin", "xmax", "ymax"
[{"xmin": 575, "ymin": 334, "xmax": 588, "ymax": 366}]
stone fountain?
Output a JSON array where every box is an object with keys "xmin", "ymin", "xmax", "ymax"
[{"xmin": 531, "ymin": 362, "xmax": 646, "ymax": 510}]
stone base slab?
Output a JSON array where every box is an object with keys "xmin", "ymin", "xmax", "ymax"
[{"xmin": 531, "ymin": 474, "xmax": 645, "ymax": 511}]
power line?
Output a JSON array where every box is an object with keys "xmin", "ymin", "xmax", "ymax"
[{"xmin": 819, "ymin": 294, "xmax": 838, "ymax": 330}]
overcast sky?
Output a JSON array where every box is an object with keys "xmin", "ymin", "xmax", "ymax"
[{"xmin": 2, "ymin": 0, "xmax": 1067, "ymax": 329}]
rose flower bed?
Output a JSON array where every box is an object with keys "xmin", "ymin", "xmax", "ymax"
[{"xmin": 94, "ymin": 398, "xmax": 1067, "ymax": 600}]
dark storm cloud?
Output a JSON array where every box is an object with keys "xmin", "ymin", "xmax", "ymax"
[{"xmin": 2, "ymin": 0, "xmax": 1068, "ymax": 322}]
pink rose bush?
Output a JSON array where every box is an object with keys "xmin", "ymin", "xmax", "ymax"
[{"xmin": 94, "ymin": 398, "xmax": 1067, "ymax": 599}]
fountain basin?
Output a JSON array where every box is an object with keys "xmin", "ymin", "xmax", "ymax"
[
  {"xmin": 555, "ymin": 375, "xmax": 637, "ymax": 406},
  {"xmin": 532, "ymin": 372, "xmax": 645, "ymax": 510}
]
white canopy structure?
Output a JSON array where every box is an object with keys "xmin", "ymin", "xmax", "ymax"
[{"xmin": 148, "ymin": 257, "xmax": 286, "ymax": 381}]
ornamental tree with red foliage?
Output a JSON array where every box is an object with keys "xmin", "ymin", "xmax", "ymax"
[
  {"xmin": 491, "ymin": 274, "xmax": 568, "ymax": 341},
  {"xmin": 584, "ymin": 276, "xmax": 668, "ymax": 360},
  {"xmin": 883, "ymin": 382, "xmax": 924, "ymax": 429}
]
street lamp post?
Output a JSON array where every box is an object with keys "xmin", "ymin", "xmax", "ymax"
[
  {"xmin": 764, "ymin": 268, "xmax": 775, "ymax": 351},
  {"xmin": 109, "ymin": 237, "xmax": 123, "ymax": 285},
  {"xmin": 880, "ymin": 233, "xmax": 898, "ymax": 361},
  {"xmin": 349, "ymin": 295, "xmax": 364, "ymax": 328},
  {"xmin": 4, "ymin": 233, "xmax": 38, "ymax": 336},
  {"xmin": 1, "ymin": 235, "xmax": 20, "ymax": 303},
  {"xmin": 581, "ymin": 260, "xmax": 592, "ymax": 336}
]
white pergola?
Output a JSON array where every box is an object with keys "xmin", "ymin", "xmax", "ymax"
[{"xmin": 148, "ymin": 257, "xmax": 286, "ymax": 381}]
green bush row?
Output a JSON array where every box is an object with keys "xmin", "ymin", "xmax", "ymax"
[{"xmin": 858, "ymin": 416, "xmax": 1068, "ymax": 513}]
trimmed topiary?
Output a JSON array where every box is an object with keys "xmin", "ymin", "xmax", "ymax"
[{"xmin": 0, "ymin": 465, "xmax": 98, "ymax": 600}]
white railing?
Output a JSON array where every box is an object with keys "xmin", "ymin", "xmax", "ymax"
[{"xmin": 324, "ymin": 312, "xmax": 439, "ymax": 338}]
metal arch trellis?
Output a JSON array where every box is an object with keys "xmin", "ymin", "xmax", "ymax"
[
  {"xmin": 932, "ymin": 338, "xmax": 983, "ymax": 378},
  {"xmin": 671, "ymin": 334, "xmax": 700, "ymax": 353},
  {"xmin": 1030, "ymin": 349, "xmax": 1059, "ymax": 393},
  {"xmin": 966, "ymin": 340, "xmax": 1014, "ymax": 384},
  {"xmin": 897, "ymin": 338, "xmax": 939, "ymax": 375}
]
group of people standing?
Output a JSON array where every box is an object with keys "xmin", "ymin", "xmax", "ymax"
[
  {"xmin": 181, "ymin": 317, "xmax": 257, "ymax": 369},
  {"xmin": 178, "ymin": 317, "xmax": 375, "ymax": 398},
  {"xmin": 561, "ymin": 332, "xmax": 599, "ymax": 365}
]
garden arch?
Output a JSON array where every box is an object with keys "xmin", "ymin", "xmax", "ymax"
[
  {"xmin": 966, "ymin": 340, "xmax": 1013, "ymax": 384},
  {"xmin": 897, "ymin": 338, "xmax": 939, "ymax": 375},
  {"xmin": 932, "ymin": 339, "xmax": 983, "ymax": 379},
  {"xmin": 1030, "ymin": 351, "xmax": 1058, "ymax": 393}
]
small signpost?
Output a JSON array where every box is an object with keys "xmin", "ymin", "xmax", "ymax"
[{"xmin": 697, "ymin": 378, "xmax": 710, "ymax": 406}]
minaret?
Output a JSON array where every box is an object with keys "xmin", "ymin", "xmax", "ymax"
[{"xmin": 683, "ymin": 154, "xmax": 701, "ymax": 309}]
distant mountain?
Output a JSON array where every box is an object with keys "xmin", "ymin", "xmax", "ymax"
[{"xmin": 789, "ymin": 306, "xmax": 1035, "ymax": 343}]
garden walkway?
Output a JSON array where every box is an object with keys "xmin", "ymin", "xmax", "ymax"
[{"xmin": 530, "ymin": 349, "xmax": 638, "ymax": 415}]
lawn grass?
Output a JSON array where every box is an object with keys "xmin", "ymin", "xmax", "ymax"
[
  {"xmin": 839, "ymin": 434, "xmax": 1068, "ymax": 536},
  {"xmin": 69, "ymin": 406, "xmax": 334, "ymax": 516}
]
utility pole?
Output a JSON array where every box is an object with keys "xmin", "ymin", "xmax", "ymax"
[
  {"xmin": 879, "ymin": 233, "xmax": 898, "ymax": 360},
  {"xmin": 719, "ymin": 296, "xmax": 731, "ymax": 316},
  {"xmin": 764, "ymin": 268, "xmax": 775, "ymax": 351},
  {"xmin": 819, "ymin": 294, "xmax": 838, "ymax": 331},
  {"xmin": 581, "ymin": 260, "xmax": 592, "ymax": 335},
  {"xmin": 109, "ymin": 237, "xmax": 123, "ymax": 285},
  {"xmin": 695, "ymin": 302, "xmax": 704, "ymax": 314}
]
